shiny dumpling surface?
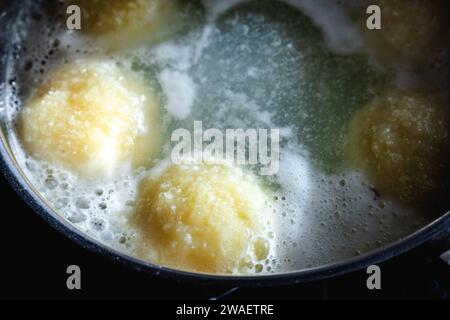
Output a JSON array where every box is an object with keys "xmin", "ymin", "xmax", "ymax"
[
  {"xmin": 71, "ymin": 0, "xmax": 181, "ymax": 49},
  {"xmin": 19, "ymin": 60, "xmax": 161, "ymax": 179},
  {"xmin": 347, "ymin": 90, "xmax": 450, "ymax": 205},
  {"xmin": 132, "ymin": 162, "xmax": 273, "ymax": 274}
]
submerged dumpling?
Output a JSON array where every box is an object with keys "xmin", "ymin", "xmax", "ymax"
[
  {"xmin": 363, "ymin": 0, "xmax": 444, "ymax": 67},
  {"xmin": 19, "ymin": 60, "xmax": 161, "ymax": 179},
  {"xmin": 347, "ymin": 90, "xmax": 450, "ymax": 205},
  {"xmin": 71, "ymin": 0, "xmax": 181, "ymax": 49},
  {"xmin": 132, "ymin": 161, "xmax": 273, "ymax": 274}
]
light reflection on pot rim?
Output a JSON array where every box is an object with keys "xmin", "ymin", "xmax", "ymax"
[
  {"xmin": 0, "ymin": 0, "xmax": 449, "ymax": 284},
  {"xmin": 1, "ymin": 130, "xmax": 449, "ymax": 285}
]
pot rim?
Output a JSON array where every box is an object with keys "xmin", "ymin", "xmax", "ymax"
[
  {"xmin": 0, "ymin": 0, "xmax": 449, "ymax": 286},
  {"xmin": 1, "ymin": 133, "xmax": 449, "ymax": 286}
]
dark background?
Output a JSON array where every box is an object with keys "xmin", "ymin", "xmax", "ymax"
[{"xmin": 1, "ymin": 174, "xmax": 448, "ymax": 301}]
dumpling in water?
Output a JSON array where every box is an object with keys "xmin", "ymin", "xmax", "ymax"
[
  {"xmin": 132, "ymin": 161, "xmax": 274, "ymax": 274},
  {"xmin": 347, "ymin": 90, "xmax": 450, "ymax": 206},
  {"xmin": 70, "ymin": 0, "xmax": 181, "ymax": 50},
  {"xmin": 363, "ymin": 0, "xmax": 446, "ymax": 67},
  {"xmin": 19, "ymin": 60, "xmax": 161, "ymax": 179}
]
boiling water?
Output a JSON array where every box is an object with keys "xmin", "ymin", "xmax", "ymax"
[{"xmin": 2, "ymin": 0, "xmax": 436, "ymax": 273}]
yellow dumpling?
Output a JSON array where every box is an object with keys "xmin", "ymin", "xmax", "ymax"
[
  {"xmin": 363, "ymin": 0, "xmax": 444, "ymax": 67},
  {"xmin": 132, "ymin": 162, "xmax": 273, "ymax": 274},
  {"xmin": 19, "ymin": 60, "xmax": 161, "ymax": 179},
  {"xmin": 347, "ymin": 90, "xmax": 450, "ymax": 205},
  {"xmin": 71, "ymin": 0, "xmax": 180, "ymax": 50}
]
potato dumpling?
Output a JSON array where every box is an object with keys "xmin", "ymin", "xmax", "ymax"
[
  {"xmin": 132, "ymin": 162, "xmax": 273, "ymax": 274},
  {"xmin": 19, "ymin": 60, "xmax": 161, "ymax": 179},
  {"xmin": 71, "ymin": 0, "xmax": 180, "ymax": 49},
  {"xmin": 363, "ymin": 0, "xmax": 444, "ymax": 67},
  {"xmin": 347, "ymin": 90, "xmax": 450, "ymax": 205}
]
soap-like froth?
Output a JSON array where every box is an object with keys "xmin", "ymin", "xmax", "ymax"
[
  {"xmin": 347, "ymin": 90, "xmax": 450, "ymax": 206},
  {"xmin": 132, "ymin": 161, "xmax": 274, "ymax": 274},
  {"xmin": 18, "ymin": 60, "xmax": 161, "ymax": 179},
  {"xmin": 7, "ymin": 0, "xmax": 445, "ymax": 275}
]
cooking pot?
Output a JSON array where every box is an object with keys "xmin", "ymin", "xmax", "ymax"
[{"xmin": 0, "ymin": 0, "xmax": 449, "ymax": 286}]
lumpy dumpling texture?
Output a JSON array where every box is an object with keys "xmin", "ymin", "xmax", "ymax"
[
  {"xmin": 72, "ymin": 0, "xmax": 180, "ymax": 49},
  {"xmin": 19, "ymin": 60, "xmax": 161, "ymax": 179},
  {"xmin": 364, "ymin": 0, "xmax": 443, "ymax": 67},
  {"xmin": 347, "ymin": 90, "xmax": 450, "ymax": 205},
  {"xmin": 132, "ymin": 162, "xmax": 273, "ymax": 274}
]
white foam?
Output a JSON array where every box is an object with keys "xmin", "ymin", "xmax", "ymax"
[
  {"xmin": 202, "ymin": 0, "xmax": 250, "ymax": 19},
  {"xmin": 283, "ymin": 0, "xmax": 364, "ymax": 54},
  {"xmin": 159, "ymin": 69, "xmax": 196, "ymax": 120},
  {"xmin": 203, "ymin": 0, "xmax": 365, "ymax": 54},
  {"xmin": 2, "ymin": 0, "xmax": 430, "ymax": 274},
  {"xmin": 152, "ymin": 42, "xmax": 193, "ymax": 71}
]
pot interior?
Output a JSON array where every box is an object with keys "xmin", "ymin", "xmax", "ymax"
[{"xmin": 1, "ymin": 0, "xmax": 449, "ymax": 277}]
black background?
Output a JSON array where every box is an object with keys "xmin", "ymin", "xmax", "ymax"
[{"xmin": 0, "ymin": 174, "xmax": 449, "ymax": 301}]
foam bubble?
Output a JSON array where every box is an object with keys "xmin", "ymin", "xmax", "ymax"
[
  {"xmin": 2, "ymin": 0, "xmax": 434, "ymax": 274},
  {"xmin": 159, "ymin": 69, "xmax": 196, "ymax": 120},
  {"xmin": 283, "ymin": 0, "xmax": 364, "ymax": 54},
  {"xmin": 202, "ymin": 0, "xmax": 250, "ymax": 19}
]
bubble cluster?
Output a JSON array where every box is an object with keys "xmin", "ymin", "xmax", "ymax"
[{"xmin": 1, "ymin": 0, "xmax": 440, "ymax": 274}]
